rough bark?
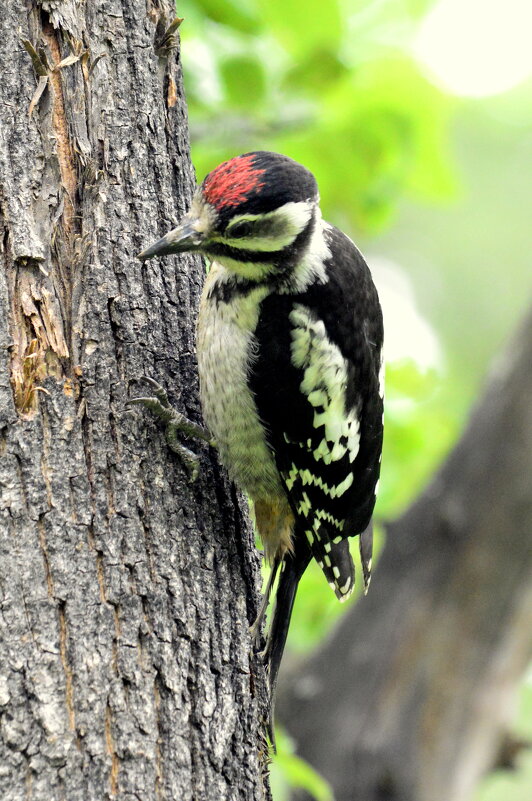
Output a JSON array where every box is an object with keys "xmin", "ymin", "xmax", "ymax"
[
  {"xmin": 279, "ymin": 307, "xmax": 532, "ymax": 801},
  {"xmin": 0, "ymin": 3, "xmax": 269, "ymax": 800}
]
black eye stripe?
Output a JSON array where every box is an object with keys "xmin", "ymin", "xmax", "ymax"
[
  {"xmin": 227, "ymin": 220, "xmax": 253, "ymax": 238},
  {"xmin": 205, "ymin": 215, "xmax": 316, "ymax": 264},
  {"xmin": 226, "ymin": 218, "xmax": 290, "ymax": 239}
]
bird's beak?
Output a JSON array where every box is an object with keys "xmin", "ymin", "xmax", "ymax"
[{"xmin": 138, "ymin": 219, "xmax": 205, "ymax": 261}]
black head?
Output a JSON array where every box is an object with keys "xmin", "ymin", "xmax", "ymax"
[
  {"xmin": 200, "ymin": 151, "xmax": 318, "ymax": 229},
  {"xmin": 138, "ymin": 152, "xmax": 320, "ymax": 280}
]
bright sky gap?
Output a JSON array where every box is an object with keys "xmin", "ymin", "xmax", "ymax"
[{"xmin": 414, "ymin": 0, "xmax": 532, "ymax": 97}]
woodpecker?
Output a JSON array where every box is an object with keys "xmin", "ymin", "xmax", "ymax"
[{"xmin": 137, "ymin": 151, "xmax": 384, "ymax": 727}]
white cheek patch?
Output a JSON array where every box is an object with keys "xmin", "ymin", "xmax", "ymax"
[
  {"xmin": 274, "ymin": 200, "xmax": 314, "ymax": 235},
  {"xmin": 290, "ymin": 304, "xmax": 361, "ymax": 465}
]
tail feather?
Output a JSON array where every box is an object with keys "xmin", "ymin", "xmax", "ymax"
[
  {"xmin": 264, "ymin": 538, "xmax": 310, "ymax": 743},
  {"xmin": 359, "ymin": 522, "xmax": 373, "ymax": 593},
  {"xmin": 310, "ymin": 536, "xmax": 355, "ymax": 602},
  {"xmin": 262, "ymin": 522, "xmax": 374, "ymax": 744}
]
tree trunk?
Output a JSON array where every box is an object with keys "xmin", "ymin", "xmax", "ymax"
[
  {"xmin": 279, "ymin": 308, "xmax": 532, "ymax": 801},
  {"xmin": 0, "ymin": 3, "xmax": 269, "ymax": 799}
]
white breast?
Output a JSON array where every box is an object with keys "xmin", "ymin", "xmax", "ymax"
[{"xmin": 196, "ymin": 263, "xmax": 283, "ymax": 500}]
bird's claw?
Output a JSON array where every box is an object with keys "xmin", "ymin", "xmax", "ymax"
[
  {"xmin": 127, "ymin": 377, "xmax": 213, "ymax": 482},
  {"xmin": 136, "ymin": 376, "xmax": 172, "ymax": 407}
]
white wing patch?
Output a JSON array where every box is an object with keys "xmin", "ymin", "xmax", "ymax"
[
  {"xmin": 282, "ymin": 462, "xmax": 353, "ymax": 501},
  {"xmin": 297, "ymin": 492, "xmax": 312, "ymax": 518},
  {"xmin": 313, "ymin": 508, "xmax": 343, "ymax": 530},
  {"xmin": 300, "ymin": 468, "xmax": 353, "ymax": 499},
  {"xmin": 289, "ymin": 304, "xmax": 360, "ymax": 465},
  {"xmin": 304, "ymin": 507, "xmax": 343, "ymax": 547}
]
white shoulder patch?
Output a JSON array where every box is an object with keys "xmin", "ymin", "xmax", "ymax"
[
  {"xmin": 378, "ymin": 352, "xmax": 385, "ymax": 400},
  {"xmin": 284, "ymin": 215, "xmax": 331, "ymax": 292},
  {"xmin": 289, "ymin": 304, "xmax": 360, "ymax": 465}
]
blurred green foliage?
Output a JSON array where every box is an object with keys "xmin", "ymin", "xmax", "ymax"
[
  {"xmin": 269, "ymin": 728, "xmax": 334, "ymax": 801},
  {"xmin": 180, "ymin": 0, "xmax": 455, "ymax": 229},
  {"xmin": 178, "ymin": 1, "xmax": 532, "ymax": 798}
]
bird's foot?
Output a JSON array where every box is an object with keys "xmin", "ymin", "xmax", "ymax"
[{"xmin": 127, "ymin": 377, "xmax": 215, "ymax": 483}]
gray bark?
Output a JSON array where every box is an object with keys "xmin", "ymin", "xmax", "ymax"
[
  {"xmin": 0, "ymin": 3, "xmax": 269, "ymax": 800},
  {"xmin": 279, "ymin": 307, "xmax": 532, "ymax": 801}
]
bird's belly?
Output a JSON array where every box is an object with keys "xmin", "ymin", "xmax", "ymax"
[{"xmin": 197, "ymin": 275, "xmax": 283, "ymax": 501}]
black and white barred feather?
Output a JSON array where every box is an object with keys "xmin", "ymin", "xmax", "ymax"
[{"xmin": 251, "ymin": 224, "xmax": 383, "ymax": 599}]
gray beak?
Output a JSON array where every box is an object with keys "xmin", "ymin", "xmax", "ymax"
[{"xmin": 138, "ymin": 220, "xmax": 204, "ymax": 261}]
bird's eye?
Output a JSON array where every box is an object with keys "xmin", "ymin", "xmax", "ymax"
[{"xmin": 227, "ymin": 220, "xmax": 253, "ymax": 239}]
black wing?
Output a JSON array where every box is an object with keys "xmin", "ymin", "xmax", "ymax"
[{"xmin": 250, "ymin": 224, "xmax": 383, "ymax": 598}]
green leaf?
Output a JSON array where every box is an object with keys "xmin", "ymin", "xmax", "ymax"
[
  {"xmin": 192, "ymin": 0, "xmax": 261, "ymax": 34},
  {"xmin": 270, "ymin": 728, "xmax": 335, "ymax": 801},
  {"xmin": 220, "ymin": 53, "xmax": 266, "ymax": 108},
  {"xmin": 257, "ymin": 0, "xmax": 342, "ymax": 56},
  {"xmin": 274, "ymin": 53, "xmax": 455, "ymax": 230},
  {"xmin": 283, "ymin": 49, "xmax": 347, "ymax": 93}
]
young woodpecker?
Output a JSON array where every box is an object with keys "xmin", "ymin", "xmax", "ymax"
[{"xmin": 137, "ymin": 151, "xmax": 384, "ymax": 720}]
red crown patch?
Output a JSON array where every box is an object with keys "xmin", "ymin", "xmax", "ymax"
[{"xmin": 202, "ymin": 155, "xmax": 266, "ymax": 209}]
